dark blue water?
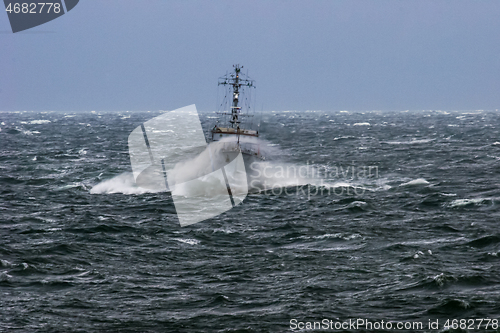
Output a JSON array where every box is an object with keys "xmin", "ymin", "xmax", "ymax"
[{"xmin": 1, "ymin": 110, "xmax": 500, "ymax": 332}]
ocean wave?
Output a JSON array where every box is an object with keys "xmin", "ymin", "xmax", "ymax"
[
  {"xmin": 14, "ymin": 126, "xmax": 41, "ymax": 135},
  {"xmin": 383, "ymin": 138, "xmax": 434, "ymax": 145},
  {"xmin": 29, "ymin": 120, "xmax": 51, "ymax": 124},
  {"xmin": 466, "ymin": 235, "xmax": 500, "ymax": 248},
  {"xmin": 176, "ymin": 238, "xmax": 200, "ymax": 245},
  {"xmin": 400, "ymin": 178, "xmax": 429, "ymax": 186},
  {"xmin": 90, "ymin": 172, "xmax": 161, "ymax": 195},
  {"xmin": 427, "ymin": 299, "xmax": 473, "ymax": 315},
  {"xmin": 446, "ymin": 197, "xmax": 494, "ymax": 208}
]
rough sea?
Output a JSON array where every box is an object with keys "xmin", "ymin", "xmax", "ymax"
[{"xmin": 1, "ymin": 110, "xmax": 499, "ymax": 332}]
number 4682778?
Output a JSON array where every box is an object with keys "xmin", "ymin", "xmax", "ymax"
[{"xmin": 6, "ymin": 3, "xmax": 61, "ymax": 14}]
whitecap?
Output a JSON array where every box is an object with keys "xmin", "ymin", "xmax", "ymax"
[
  {"xmin": 213, "ymin": 228, "xmax": 236, "ymax": 234},
  {"xmin": 19, "ymin": 128, "xmax": 40, "ymax": 135},
  {"xmin": 333, "ymin": 135, "xmax": 356, "ymax": 141},
  {"xmin": 384, "ymin": 138, "xmax": 434, "ymax": 145},
  {"xmin": 56, "ymin": 183, "xmax": 88, "ymax": 191},
  {"xmin": 400, "ymin": 178, "xmax": 429, "ymax": 186},
  {"xmin": 353, "ymin": 122, "xmax": 370, "ymax": 126},
  {"xmin": 314, "ymin": 233, "xmax": 343, "ymax": 239},
  {"xmin": 447, "ymin": 198, "xmax": 490, "ymax": 208},
  {"xmin": 90, "ymin": 172, "xmax": 162, "ymax": 195},
  {"xmin": 433, "ymin": 273, "xmax": 450, "ymax": 286},
  {"xmin": 1, "ymin": 259, "xmax": 12, "ymax": 267},
  {"xmin": 29, "ymin": 120, "xmax": 51, "ymax": 124},
  {"xmin": 0, "ymin": 271, "xmax": 12, "ymax": 282},
  {"xmin": 176, "ymin": 238, "xmax": 200, "ymax": 245}
]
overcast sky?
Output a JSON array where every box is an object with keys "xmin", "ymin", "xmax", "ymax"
[{"xmin": 1, "ymin": 0, "xmax": 499, "ymax": 112}]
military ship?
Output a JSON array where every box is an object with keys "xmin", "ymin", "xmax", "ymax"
[{"xmin": 210, "ymin": 64, "xmax": 262, "ymax": 162}]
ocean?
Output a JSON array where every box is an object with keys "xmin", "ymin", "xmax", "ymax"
[{"xmin": 1, "ymin": 110, "xmax": 499, "ymax": 332}]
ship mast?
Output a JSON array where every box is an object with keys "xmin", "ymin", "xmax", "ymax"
[
  {"xmin": 231, "ymin": 66, "xmax": 241, "ymax": 128},
  {"xmin": 218, "ymin": 64, "xmax": 254, "ymax": 129}
]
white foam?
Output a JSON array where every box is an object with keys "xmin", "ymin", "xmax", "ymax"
[
  {"xmin": 56, "ymin": 183, "xmax": 88, "ymax": 191},
  {"xmin": 18, "ymin": 127, "xmax": 40, "ymax": 135},
  {"xmin": 353, "ymin": 122, "xmax": 370, "ymax": 126},
  {"xmin": 333, "ymin": 136, "xmax": 356, "ymax": 140},
  {"xmin": 312, "ymin": 233, "xmax": 361, "ymax": 240},
  {"xmin": 447, "ymin": 198, "xmax": 490, "ymax": 208},
  {"xmin": 29, "ymin": 120, "xmax": 51, "ymax": 124},
  {"xmin": 384, "ymin": 138, "xmax": 433, "ymax": 145},
  {"xmin": 176, "ymin": 238, "xmax": 200, "ymax": 245},
  {"xmin": 90, "ymin": 172, "xmax": 161, "ymax": 195},
  {"xmin": 1, "ymin": 259, "xmax": 12, "ymax": 267},
  {"xmin": 92, "ymin": 136, "xmax": 388, "ymax": 197},
  {"xmin": 400, "ymin": 178, "xmax": 429, "ymax": 186}
]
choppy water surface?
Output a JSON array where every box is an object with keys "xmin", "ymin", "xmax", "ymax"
[{"xmin": 1, "ymin": 110, "xmax": 500, "ymax": 332}]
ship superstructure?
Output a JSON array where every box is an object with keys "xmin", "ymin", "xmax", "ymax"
[{"xmin": 211, "ymin": 64, "xmax": 261, "ymax": 158}]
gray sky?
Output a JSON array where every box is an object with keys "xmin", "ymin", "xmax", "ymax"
[{"xmin": 1, "ymin": 0, "xmax": 499, "ymax": 112}]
